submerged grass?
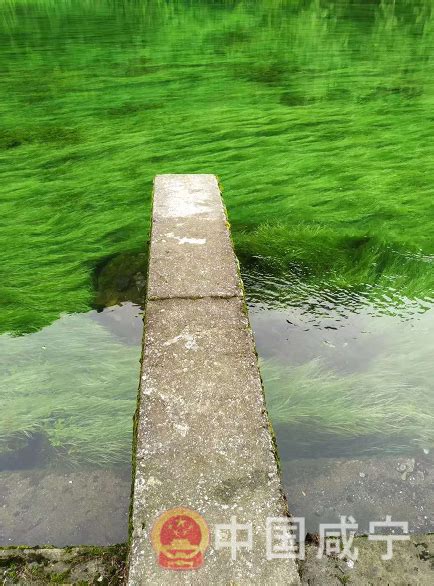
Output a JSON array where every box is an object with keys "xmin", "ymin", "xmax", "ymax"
[
  {"xmin": 1, "ymin": 0, "xmax": 434, "ymax": 335},
  {"xmin": 0, "ymin": 314, "xmax": 139, "ymax": 466},
  {"xmin": 1, "ymin": 0, "xmax": 434, "ymax": 464},
  {"xmin": 263, "ymin": 310, "xmax": 434, "ymax": 454},
  {"xmin": 264, "ymin": 358, "xmax": 434, "ymax": 452},
  {"xmin": 237, "ymin": 223, "xmax": 434, "ymax": 301},
  {"xmin": 1, "ymin": 305, "xmax": 432, "ymax": 466}
]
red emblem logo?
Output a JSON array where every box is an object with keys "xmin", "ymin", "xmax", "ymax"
[{"xmin": 151, "ymin": 507, "xmax": 209, "ymax": 570}]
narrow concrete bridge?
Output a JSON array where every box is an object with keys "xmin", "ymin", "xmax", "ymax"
[{"xmin": 127, "ymin": 175, "xmax": 300, "ymax": 585}]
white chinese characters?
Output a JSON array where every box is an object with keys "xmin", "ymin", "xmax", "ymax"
[
  {"xmin": 368, "ymin": 516, "xmax": 409, "ymax": 560},
  {"xmin": 266, "ymin": 517, "xmax": 305, "ymax": 560},
  {"xmin": 214, "ymin": 516, "xmax": 253, "ymax": 561},
  {"xmin": 212, "ymin": 515, "xmax": 409, "ymax": 562},
  {"xmin": 317, "ymin": 516, "xmax": 358, "ymax": 560}
]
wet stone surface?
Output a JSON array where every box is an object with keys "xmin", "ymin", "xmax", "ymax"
[
  {"xmin": 0, "ymin": 469, "xmax": 130, "ymax": 547},
  {"xmin": 282, "ymin": 454, "xmax": 434, "ymax": 535},
  {"xmin": 1, "ymin": 535, "xmax": 433, "ymax": 584},
  {"xmin": 0, "ymin": 545, "xmax": 127, "ymax": 585},
  {"xmin": 300, "ymin": 534, "xmax": 434, "ymax": 585}
]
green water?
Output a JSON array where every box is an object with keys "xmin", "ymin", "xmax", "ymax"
[{"xmin": 1, "ymin": 0, "xmax": 433, "ymax": 542}]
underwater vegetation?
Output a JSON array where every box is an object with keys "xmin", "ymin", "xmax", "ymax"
[
  {"xmin": 258, "ymin": 290, "xmax": 434, "ymax": 457},
  {"xmin": 0, "ymin": 0, "xmax": 433, "ymax": 466},
  {"xmin": 237, "ymin": 224, "xmax": 434, "ymax": 305},
  {"xmin": 93, "ymin": 252, "xmax": 148, "ymax": 310},
  {"xmin": 263, "ymin": 343, "xmax": 434, "ymax": 458},
  {"xmin": 0, "ymin": 313, "xmax": 140, "ymax": 467},
  {"xmin": 1, "ymin": 0, "xmax": 434, "ymax": 335},
  {"xmin": 1, "ymin": 305, "xmax": 432, "ymax": 467}
]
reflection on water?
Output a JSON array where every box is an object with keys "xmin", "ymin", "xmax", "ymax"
[
  {"xmin": 0, "ymin": 304, "xmax": 141, "ymax": 544},
  {"xmin": 246, "ymin": 268, "xmax": 434, "ymax": 374},
  {"xmin": 247, "ymin": 267, "xmax": 434, "ymax": 532},
  {"xmin": 0, "ymin": 303, "xmax": 142, "ymax": 471},
  {"xmin": 90, "ymin": 301, "xmax": 144, "ymax": 346},
  {"xmin": 247, "ymin": 265, "xmax": 434, "ymax": 456}
]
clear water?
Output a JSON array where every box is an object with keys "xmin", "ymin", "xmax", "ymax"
[{"xmin": 1, "ymin": 0, "xmax": 433, "ymax": 543}]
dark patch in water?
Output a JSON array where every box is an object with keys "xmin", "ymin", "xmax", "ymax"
[
  {"xmin": 92, "ymin": 251, "xmax": 147, "ymax": 310},
  {"xmin": 107, "ymin": 102, "xmax": 162, "ymax": 116},
  {"xmin": 326, "ymin": 87, "xmax": 353, "ymax": 101},
  {"xmin": 123, "ymin": 56, "xmax": 156, "ymax": 77},
  {"xmin": 0, "ymin": 126, "xmax": 81, "ymax": 150},
  {"xmin": 359, "ymin": 85, "xmax": 423, "ymax": 103},
  {"xmin": 238, "ymin": 62, "xmax": 287, "ymax": 85},
  {"xmin": 275, "ymin": 424, "xmax": 416, "ymax": 459},
  {"xmin": 208, "ymin": 28, "xmax": 252, "ymax": 49},
  {"xmin": 0, "ymin": 433, "xmax": 54, "ymax": 472}
]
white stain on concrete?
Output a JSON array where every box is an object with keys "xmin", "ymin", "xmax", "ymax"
[
  {"xmin": 163, "ymin": 332, "xmax": 199, "ymax": 351},
  {"xmin": 163, "ymin": 197, "xmax": 211, "ymax": 218},
  {"xmin": 146, "ymin": 476, "xmax": 162, "ymax": 487},
  {"xmin": 154, "ymin": 175, "xmax": 221, "ymax": 218},
  {"xmin": 174, "ymin": 423, "xmax": 189, "ymax": 437},
  {"xmin": 165, "ymin": 232, "xmax": 206, "ymax": 245},
  {"xmin": 178, "ymin": 236, "xmax": 206, "ymax": 245}
]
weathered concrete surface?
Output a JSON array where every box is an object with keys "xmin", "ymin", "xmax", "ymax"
[
  {"xmin": 147, "ymin": 174, "xmax": 241, "ymax": 300},
  {"xmin": 2, "ymin": 536, "xmax": 433, "ymax": 585},
  {"xmin": 128, "ymin": 175, "xmax": 300, "ymax": 584},
  {"xmin": 300, "ymin": 534, "xmax": 434, "ymax": 585}
]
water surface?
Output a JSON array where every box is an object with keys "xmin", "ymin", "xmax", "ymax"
[{"xmin": 1, "ymin": 0, "xmax": 433, "ymax": 543}]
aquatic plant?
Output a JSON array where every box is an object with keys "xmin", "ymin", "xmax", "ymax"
[
  {"xmin": 0, "ymin": 302, "xmax": 432, "ymax": 467},
  {"xmin": 0, "ymin": 313, "xmax": 139, "ymax": 467},
  {"xmin": 237, "ymin": 223, "xmax": 434, "ymax": 309},
  {"xmin": 262, "ymin": 312, "xmax": 434, "ymax": 454},
  {"xmin": 1, "ymin": 0, "xmax": 434, "ymax": 467},
  {"xmin": 1, "ymin": 0, "xmax": 434, "ymax": 335}
]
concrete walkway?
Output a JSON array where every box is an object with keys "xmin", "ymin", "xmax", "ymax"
[{"xmin": 127, "ymin": 175, "xmax": 300, "ymax": 584}]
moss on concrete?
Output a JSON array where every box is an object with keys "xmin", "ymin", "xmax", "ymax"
[
  {"xmin": 3, "ymin": 535, "xmax": 433, "ymax": 584},
  {"xmin": 0, "ymin": 545, "xmax": 127, "ymax": 585},
  {"xmin": 300, "ymin": 534, "xmax": 434, "ymax": 585}
]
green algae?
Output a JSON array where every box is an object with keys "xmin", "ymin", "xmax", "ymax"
[{"xmin": 0, "ymin": 545, "xmax": 127, "ymax": 585}]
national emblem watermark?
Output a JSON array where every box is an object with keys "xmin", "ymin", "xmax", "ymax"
[
  {"xmin": 149, "ymin": 508, "xmax": 410, "ymax": 571},
  {"xmin": 150, "ymin": 507, "xmax": 210, "ymax": 570}
]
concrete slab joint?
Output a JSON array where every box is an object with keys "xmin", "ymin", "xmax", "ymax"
[{"xmin": 128, "ymin": 174, "xmax": 300, "ymax": 585}]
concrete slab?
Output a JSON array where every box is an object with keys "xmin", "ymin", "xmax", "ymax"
[
  {"xmin": 128, "ymin": 175, "xmax": 300, "ymax": 584},
  {"xmin": 147, "ymin": 175, "xmax": 242, "ymax": 300}
]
